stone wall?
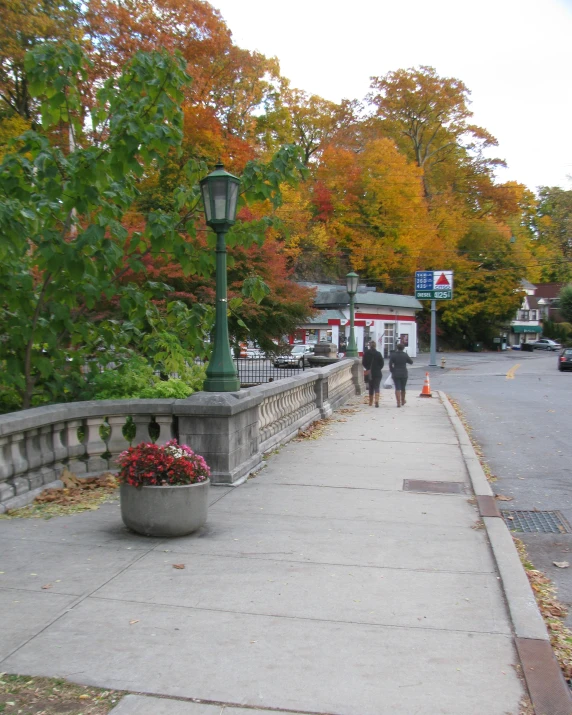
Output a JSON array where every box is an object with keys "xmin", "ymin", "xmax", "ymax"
[{"xmin": 0, "ymin": 359, "xmax": 363, "ymax": 512}]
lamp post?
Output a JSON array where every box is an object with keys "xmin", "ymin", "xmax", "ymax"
[
  {"xmin": 346, "ymin": 271, "xmax": 359, "ymax": 358},
  {"xmin": 200, "ymin": 163, "xmax": 241, "ymax": 392}
]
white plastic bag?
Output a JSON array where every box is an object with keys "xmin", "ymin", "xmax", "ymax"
[{"xmin": 384, "ymin": 373, "xmax": 394, "ymax": 389}]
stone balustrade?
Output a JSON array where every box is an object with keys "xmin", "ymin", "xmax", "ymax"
[{"xmin": 0, "ymin": 359, "xmax": 363, "ymax": 513}]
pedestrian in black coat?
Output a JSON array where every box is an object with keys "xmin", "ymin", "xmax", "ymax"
[
  {"xmin": 389, "ymin": 343, "xmax": 413, "ymax": 408},
  {"xmin": 362, "ymin": 340, "xmax": 384, "ymax": 407}
]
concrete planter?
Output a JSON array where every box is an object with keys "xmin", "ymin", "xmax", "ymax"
[{"xmin": 120, "ymin": 480, "xmax": 210, "ymax": 537}]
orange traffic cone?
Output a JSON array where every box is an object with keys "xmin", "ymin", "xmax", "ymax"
[{"xmin": 419, "ymin": 372, "xmax": 432, "ymax": 398}]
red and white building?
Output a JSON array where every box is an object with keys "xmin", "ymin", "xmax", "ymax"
[{"xmin": 293, "ymin": 283, "xmax": 423, "ymax": 357}]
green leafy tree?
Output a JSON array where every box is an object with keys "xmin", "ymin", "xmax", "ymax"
[
  {"xmin": 0, "ymin": 41, "xmax": 192, "ymax": 409},
  {"xmin": 0, "ymin": 40, "xmax": 308, "ymax": 412},
  {"xmin": 0, "ymin": 0, "xmax": 82, "ymax": 122},
  {"xmin": 559, "ymin": 285, "xmax": 572, "ymax": 324},
  {"xmin": 534, "ymin": 188, "xmax": 572, "ymax": 281}
]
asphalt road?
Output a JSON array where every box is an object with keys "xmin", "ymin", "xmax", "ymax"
[{"xmin": 415, "ymin": 350, "xmax": 572, "ymax": 624}]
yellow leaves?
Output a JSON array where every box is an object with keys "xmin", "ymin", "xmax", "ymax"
[
  {"xmin": 0, "ymin": 116, "xmax": 30, "ymax": 162},
  {"xmin": 306, "ymin": 224, "xmax": 329, "ymax": 252},
  {"xmin": 347, "ymin": 139, "xmax": 436, "ymax": 283}
]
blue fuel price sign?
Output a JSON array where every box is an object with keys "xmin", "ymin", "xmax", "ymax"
[{"xmin": 415, "ymin": 271, "xmax": 453, "ymax": 300}]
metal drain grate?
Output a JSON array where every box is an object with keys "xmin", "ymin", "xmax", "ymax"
[
  {"xmin": 403, "ymin": 480, "xmax": 467, "ymax": 494},
  {"xmin": 501, "ymin": 510, "xmax": 571, "ymax": 534}
]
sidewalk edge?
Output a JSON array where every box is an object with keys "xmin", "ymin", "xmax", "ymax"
[
  {"xmin": 437, "ymin": 390, "xmax": 572, "ymax": 714},
  {"xmin": 438, "ymin": 389, "xmax": 547, "ymax": 641}
]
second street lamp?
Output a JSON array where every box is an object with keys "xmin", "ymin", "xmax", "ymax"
[
  {"xmin": 346, "ymin": 271, "xmax": 359, "ymax": 358},
  {"xmin": 200, "ymin": 163, "xmax": 241, "ymax": 392}
]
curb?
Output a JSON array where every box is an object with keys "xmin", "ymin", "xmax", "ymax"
[{"xmin": 438, "ymin": 390, "xmax": 572, "ymax": 715}]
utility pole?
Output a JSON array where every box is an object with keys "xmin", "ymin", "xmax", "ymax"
[{"xmin": 429, "ymin": 300, "xmax": 437, "ymax": 367}]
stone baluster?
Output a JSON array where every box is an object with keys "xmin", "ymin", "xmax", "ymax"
[
  {"xmin": 268, "ymin": 396, "xmax": 277, "ymax": 440},
  {"xmin": 282, "ymin": 390, "xmax": 290, "ymax": 426},
  {"xmin": 277, "ymin": 392, "xmax": 285, "ymax": 433},
  {"xmin": 297, "ymin": 386, "xmax": 305, "ymax": 419},
  {"xmin": 24, "ymin": 428, "xmax": 44, "ymax": 490},
  {"xmin": 132, "ymin": 415, "xmax": 151, "ymax": 445},
  {"xmin": 9, "ymin": 432, "xmax": 29, "ymax": 495},
  {"xmin": 284, "ymin": 389, "xmax": 293, "ymax": 427},
  {"xmin": 52, "ymin": 422, "xmax": 67, "ymax": 477},
  {"xmin": 260, "ymin": 398, "xmax": 270, "ymax": 434},
  {"xmin": 287, "ymin": 388, "xmax": 297, "ymax": 426},
  {"xmin": 66, "ymin": 419, "xmax": 87, "ymax": 474},
  {"xmin": 107, "ymin": 415, "xmax": 130, "ymax": 468},
  {"xmin": 0, "ymin": 436, "xmax": 14, "ymax": 502},
  {"xmin": 39, "ymin": 424, "xmax": 56, "ymax": 484},
  {"xmin": 85, "ymin": 417, "xmax": 108, "ymax": 473},
  {"xmin": 154, "ymin": 415, "xmax": 174, "ymax": 446},
  {"xmin": 277, "ymin": 393, "xmax": 286, "ymax": 433}
]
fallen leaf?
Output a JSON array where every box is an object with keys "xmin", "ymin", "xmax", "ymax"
[
  {"xmin": 41, "ymin": 583, "xmax": 52, "ymax": 590},
  {"xmin": 129, "ymin": 619, "xmax": 139, "ymax": 625},
  {"xmin": 496, "ymin": 495, "xmax": 514, "ymax": 501},
  {"xmin": 173, "ymin": 564, "xmax": 185, "ymax": 570},
  {"xmin": 553, "ymin": 562, "xmax": 570, "ymax": 569},
  {"xmin": 79, "ymin": 694, "xmax": 90, "ymax": 700}
]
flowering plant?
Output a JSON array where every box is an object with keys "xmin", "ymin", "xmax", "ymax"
[{"xmin": 117, "ymin": 440, "xmax": 210, "ymax": 488}]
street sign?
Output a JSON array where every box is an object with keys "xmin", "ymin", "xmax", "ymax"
[{"xmin": 415, "ymin": 271, "xmax": 453, "ymax": 300}]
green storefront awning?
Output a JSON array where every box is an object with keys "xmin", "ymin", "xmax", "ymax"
[{"xmin": 512, "ymin": 325, "xmax": 542, "ymax": 333}]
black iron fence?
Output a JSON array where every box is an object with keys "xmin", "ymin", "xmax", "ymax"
[
  {"xmin": 194, "ymin": 356, "xmax": 307, "ymax": 387},
  {"xmin": 234, "ymin": 358, "xmax": 305, "ymax": 386}
]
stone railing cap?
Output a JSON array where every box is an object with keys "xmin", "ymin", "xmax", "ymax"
[
  {"xmin": 174, "ymin": 390, "xmax": 262, "ymax": 416},
  {"xmin": 0, "ymin": 399, "xmax": 176, "ymax": 436}
]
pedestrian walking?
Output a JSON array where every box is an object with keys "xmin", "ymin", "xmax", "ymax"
[
  {"xmin": 362, "ymin": 340, "xmax": 384, "ymax": 407},
  {"xmin": 389, "ymin": 343, "xmax": 413, "ymax": 408}
]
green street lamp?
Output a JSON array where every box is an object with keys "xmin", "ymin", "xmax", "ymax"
[
  {"xmin": 346, "ymin": 271, "xmax": 359, "ymax": 358},
  {"xmin": 200, "ymin": 163, "xmax": 241, "ymax": 392}
]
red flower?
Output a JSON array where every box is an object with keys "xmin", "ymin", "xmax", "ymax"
[{"xmin": 117, "ymin": 440, "xmax": 211, "ymax": 488}]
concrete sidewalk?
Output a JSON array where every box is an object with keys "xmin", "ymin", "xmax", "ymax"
[{"xmin": 0, "ymin": 390, "xmax": 567, "ymax": 714}]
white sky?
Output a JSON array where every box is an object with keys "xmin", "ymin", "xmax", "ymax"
[{"xmin": 211, "ymin": 0, "xmax": 572, "ymax": 193}]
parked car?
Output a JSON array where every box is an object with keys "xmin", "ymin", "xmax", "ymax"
[
  {"xmin": 530, "ymin": 338, "xmax": 562, "ymax": 351},
  {"xmin": 274, "ymin": 344, "xmax": 314, "ymax": 368},
  {"xmin": 558, "ymin": 348, "xmax": 572, "ymax": 371},
  {"xmin": 246, "ymin": 347, "xmax": 265, "ymax": 359}
]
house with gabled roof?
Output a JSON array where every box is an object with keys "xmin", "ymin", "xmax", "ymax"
[
  {"xmin": 533, "ymin": 282, "xmax": 565, "ymax": 323},
  {"xmin": 508, "ymin": 279, "xmax": 544, "ymax": 348}
]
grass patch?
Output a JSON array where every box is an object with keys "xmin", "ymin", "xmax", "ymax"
[
  {"xmin": 0, "ymin": 674, "xmax": 122, "ymax": 714},
  {"xmin": 0, "ymin": 472, "xmax": 118, "ymax": 520}
]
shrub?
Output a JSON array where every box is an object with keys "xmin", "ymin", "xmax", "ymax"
[
  {"xmin": 87, "ymin": 357, "xmax": 205, "ymax": 400},
  {"xmin": 88, "ymin": 356, "xmax": 155, "ymax": 400},
  {"xmin": 138, "ymin": 380, "xmax": 192, "ymax": 399},
  {"xmin": 117, "ymin": 440, "xmax": 210, "ymax": 487}
]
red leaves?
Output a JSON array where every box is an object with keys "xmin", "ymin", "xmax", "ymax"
[{"xmin": 312, "ymin": 181, "xmax": 334, "ymax": 222}]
